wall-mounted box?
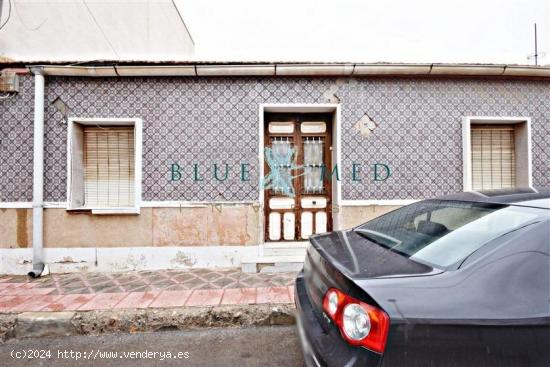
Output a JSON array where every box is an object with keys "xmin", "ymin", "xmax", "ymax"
[{"xmin": 0, "ymin": 71, "xmax": 19, "ymax": 93}]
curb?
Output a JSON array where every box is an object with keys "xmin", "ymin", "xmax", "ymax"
[{"xmin": 0, "ymin": 304, "xmax": 296, "ymax": 342}]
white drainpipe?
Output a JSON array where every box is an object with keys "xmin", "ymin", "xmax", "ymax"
[{"xmin": 29, "ymin": 69, "xmax": 45, "ymax": 278}]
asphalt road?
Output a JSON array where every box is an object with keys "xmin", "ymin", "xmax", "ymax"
[{"xmin": 0, "ymin": 326, "xmax": 304, "ymax": 367}]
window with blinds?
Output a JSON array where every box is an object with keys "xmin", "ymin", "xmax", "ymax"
[
  {"xmin": 83, "ymin": 127, "xmax": 135, "ymax": 208},
  {"xmin": 471, "ymin": 126, "xmax": 516, "ymax": 191}
]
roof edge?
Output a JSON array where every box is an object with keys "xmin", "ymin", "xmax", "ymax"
[{"xmin": 6, "ymin": 62, "xmax": 550, "ymax": 78}]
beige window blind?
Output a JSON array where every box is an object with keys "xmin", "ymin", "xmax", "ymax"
[
  {"xmin": 84, "ymin": 127, "xmax": 135, "ymax": 208},
  {"xmin": 471, "ymin": 126, "xmax": 516, "ymax": 191}
]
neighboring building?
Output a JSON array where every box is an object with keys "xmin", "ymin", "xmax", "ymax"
[
  {"xmin": 1, "ymin": 63, "xmax": 549, "ymax": 275},
  {"xmin": 0, "ymin": 0, "xmax": 194, "ymax": 62}
]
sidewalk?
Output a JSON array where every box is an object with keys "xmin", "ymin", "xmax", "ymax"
[{"xmin": 0, "ymin": 269, "xmax": 297, "ymax": 313}]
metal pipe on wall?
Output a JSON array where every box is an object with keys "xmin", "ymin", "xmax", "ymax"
[{"xmin": 29, "ymin": 68, "xmax": 45, "ymax": 278}]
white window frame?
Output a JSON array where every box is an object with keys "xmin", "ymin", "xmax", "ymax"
[
  {"xmin": 67, "ymin": 117, "xmax": 142, "ymax": 214},
  {"xmin": 462, "ymin": 116, "xmax": 532, "ymax": 192}
]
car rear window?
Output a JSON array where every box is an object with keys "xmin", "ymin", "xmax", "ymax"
[{"xmin": 354, "ymin": 200, "xmax": 545, "ymax": 268}]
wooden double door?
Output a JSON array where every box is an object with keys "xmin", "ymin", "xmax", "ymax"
[{"xmin": 264, "ymin": 113, "xmax": 333, "ymax": 242}]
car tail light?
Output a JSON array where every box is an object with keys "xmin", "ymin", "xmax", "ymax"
[{"xmin": 322, "ymin": 288, "xmax": 390, "ymax": 353}]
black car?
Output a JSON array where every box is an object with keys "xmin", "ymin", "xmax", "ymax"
[{"xmin": 295, "ymin": 188, "xmax": 550, "ymax": 367}]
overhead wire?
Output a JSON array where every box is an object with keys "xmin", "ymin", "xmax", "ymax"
[
  {"xmin": 0, "ymin": 92, "xmax": 16, "ymax": 100},
  {"xmin": 0, "ymin": 0, "xmax": 12, "ymax": 31},
  {"xmin": 81, "ymin": 0, "xmax": 120, "ymax": 60}
]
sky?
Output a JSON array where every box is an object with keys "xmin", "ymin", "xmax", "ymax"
[{"xmin": 178, "ymin": 0, "xmax": 550, "ymax": 65}]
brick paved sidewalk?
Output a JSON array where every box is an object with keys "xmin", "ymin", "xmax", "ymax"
[{"xmin": 0, "ymin": 269, "xmax": 297, "ymax": 313}]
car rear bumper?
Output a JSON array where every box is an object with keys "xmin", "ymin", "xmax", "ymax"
[{"xmin": 294, "ymin": 274, "xmax": 383, "ymax": 367}]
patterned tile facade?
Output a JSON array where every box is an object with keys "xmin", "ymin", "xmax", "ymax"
[
  {"xmin": 338, "ymin": 78, "xmax": 550, "ymax": 199},
  {"xmin": 0, "ymin": 76, "xmax": 34, "ymax": 202},
  {"xmin": 42, "ymin": 76, "xmax": 333, "ymax": 202},
  {"xmin": 0, "ymin": 75, "xmax": 548, "ymax": 202}
]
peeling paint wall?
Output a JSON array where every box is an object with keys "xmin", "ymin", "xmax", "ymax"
[
  {"xmin": 0, "ymin": 246, "xmax": 259, "ymax": 275},
  {"xmin": 15, "ymin": 209, "xmax": 28, "ymax": 248},
  {"xmin": 152, "ymin": 205, "xmax": 259, "ymax": 246},
  {"xmin": 0, "ymin": 208, "xmax": 32, "ymax": 248},
  {"xmin": 0, "ymin": 206, "xmax": 259, "ymax": 249},
  {"xmin": 0, "ymin": 204, "xmax": 392, "ymax": 250},
  {"xmin": 0, "ymin": 204, "xmax": 400, "ymax": 274}
]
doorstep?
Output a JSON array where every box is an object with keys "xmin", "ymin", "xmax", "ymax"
[
  {"xmin": 262, "ymin": 241, "xmax": 309, "ymax": 256},
  {"xmin": 241, "ymin": 241, "xmax": 308, "ymax": 273},
  {"xmin": 241, "ymin": 255, "xmax": 306, "ymax": 273}
]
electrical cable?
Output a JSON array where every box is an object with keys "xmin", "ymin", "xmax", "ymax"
[
  {"xmin": 0, "ymin": 92, "xmax": 15, "ymax": 100},
  {"xmin": 81, "ymin": 0, "xmax": 120, "ymax": 59},
  {"xmin": 0, "ymin": 0, "xmax": 12, "ymax": 31}
]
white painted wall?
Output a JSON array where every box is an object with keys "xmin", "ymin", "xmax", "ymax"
[
  {"xmin": 0, "ymin": 246, "xmax": 258, "ymax": 275},
  {"xmin": 0, "ymin": 0, "xmax": 194, "ymax": 62}
]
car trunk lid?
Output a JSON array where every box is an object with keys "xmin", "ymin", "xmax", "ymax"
[
  {"xmin": 310, "ymin": 230, "xmax": 436, "ymax": 279},
  {"xmin": 303, "ymin": 230, "xmax": 438, "ymax": 322}
]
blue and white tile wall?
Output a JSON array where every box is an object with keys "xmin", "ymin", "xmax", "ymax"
[
  {"xmin": 338, "ymin": 78, "xmax": 550, "ymax": 199},
  {"xmin": 0, "ymin": 75, "xmax": 34, "ymax": 202},
  {"xmin": 0, "ymin": 75, "xmax": 548, "ymax": 202}
]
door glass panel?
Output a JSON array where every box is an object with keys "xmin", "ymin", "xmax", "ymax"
[
  {"xmin": 301, "ymin": 121, "xmax": 326, "ymax": 133},
  {"xmin": 315, "ymin": 212, "xmax": 327, "ymax": 234},
  {"xmin": 269, "ymin": 198, "xmax": 295, "ymax": 210},
  {"xmin": 283, "ymin": 212, "xmax": 295, "ymax": 240},
  {"xmin": 269, "ymin": 212, "xmax": 281, "ymax": 241},
  {"xmin": 270, "ymin": 138, "xmax": 294, "ymax": 195},
  {"xmin": 301, "ymin": 197, "xmax": 327, "ymax": 209},
  {"xmin": 303, "ymin": 137, "xmax": 324, "ymax": 193},
  {"xmin": 269, "ymin": 121, "xmax": 294, "ymax": 134},
  {"xmin": 301, "ymin": 212, "xmax": 313, "ymax": 239}
]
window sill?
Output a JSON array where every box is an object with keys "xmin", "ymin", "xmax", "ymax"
[{"xmin": 66, "ymin": 207, "xmax": 140, "ymax": 215}]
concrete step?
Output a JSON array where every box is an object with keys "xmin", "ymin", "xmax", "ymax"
[
  {"xmin": 262, "ymin": 242, "xmax": 309, "ymax": 257},
  {"xmin": 241, "ymin": 255, "xmax": 306, "ymax": 273}
]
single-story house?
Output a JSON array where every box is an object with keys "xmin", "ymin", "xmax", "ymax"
[{"xmin": 0, "ymin": 62, "xmax": 549, "ymax": 274}]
